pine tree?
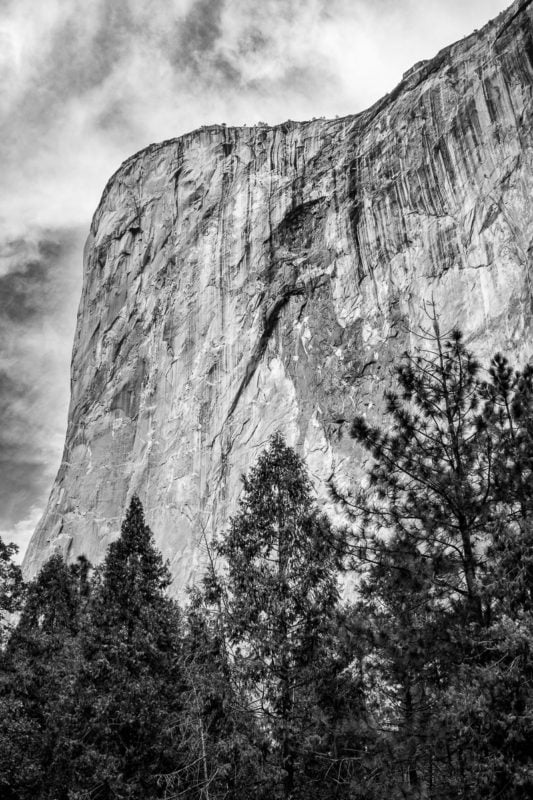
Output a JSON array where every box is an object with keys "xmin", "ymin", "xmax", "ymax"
[
  {"xmin": 482, "ymin": 356, "xmax": 533, "ymax": 612},
  {"xmin": 208, "ymin": 433, "xmax": 356, "ymax": 799},
  {"xmin": 0, "ymin": 535, "xmax": 23, "ymax": 649},
  {"xmin": 343, "ymin": 321, "xmax": 533, "ymax": 798},
  {"xmin": 65, "ymin": 496, "xmax": 186, "ymax": 800},
  {"xmin": 0, "ymin": 534, "xmax": 26, "ymax": 798},
  {"xmin": 171, "ymin": 592, "xmax": 269, "ymax": 800},
  {"xmin": 447, "ymin": 355, "xmax": 533, "ymax": 799},
  {"xmin": 348, "ymin": 321, "xmax": 491, "ymax": 626},
  {"xmin": 342, "ymin": 319, "xmax": 500, "ymax": 797},
  {"xmin": 352, "ymin": 534, "xmax": 460, "ymax": 798},
  {"xmin": 0, "ymin": 554, "xmax": 88, "ymax": 800}
]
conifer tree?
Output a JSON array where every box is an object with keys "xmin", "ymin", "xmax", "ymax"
[
  {"xmin": 65, "ymin": 496, "xmax": 186, "ymax": 800},
  {"xmin": 0, "ymin": 535, "xmax": 23, "ymax": 649},
  {"xmin": 342, "ymin": 318, "xmax": 499, "ymax": 797},
  {"xmin": 0, "ymin": 554, "xmax": 88, "ymax": 800},
  {"xmin": 208, "ymin": 433, "xmax": 356, "ymax": 799},
  {"xmin": 348, "ymin": 320, "xmax": 491, "ymax": 625},
  {"xmin": 173, "ymin": 593, "xmax": 269, "ymax": 800},
  {"xmin": 352, "ymin": 534, "xmax": 459, "ymax": 798},
  {"xmin": 344, "ymin": 319, "xmax": 533, "ymax": 798},
  {"xmin": 447, "ymin": 354, "xmax": 533, "ymax": 799},
  {"xmin": 482, "ymin": 356, "xmax": 533, "ymax": 610},
  {"xmin": 0, "ymin": 534, "xmax": 26, "ymax": 798}
]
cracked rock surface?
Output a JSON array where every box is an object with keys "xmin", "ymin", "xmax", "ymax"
[{"xmin": 24, "ymin": 0, "xmax": 533, "ymax": 592}]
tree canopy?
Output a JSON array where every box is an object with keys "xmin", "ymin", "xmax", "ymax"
[{"xmin": 2, "ymin": 323, "xmax": 533, "ymax": 799}]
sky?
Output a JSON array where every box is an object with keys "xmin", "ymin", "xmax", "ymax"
[{"xmin": 0, "ymin": 0, "xmax": 513, "ymax": 561}]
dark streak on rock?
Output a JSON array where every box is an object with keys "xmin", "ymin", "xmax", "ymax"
[{"xmin": 224, "ymin": 284, "xmax": 305, "ymax": 422}]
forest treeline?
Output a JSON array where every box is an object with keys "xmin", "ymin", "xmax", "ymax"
[{"xmin": 1, "ymin": 322, "xmax": 533, "ymax": 799}]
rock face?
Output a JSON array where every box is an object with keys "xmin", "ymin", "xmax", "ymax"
[{"xmin": 24, "ymin": 0, "xmax": 533, "ymax": 591}]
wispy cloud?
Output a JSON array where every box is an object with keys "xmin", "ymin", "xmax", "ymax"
[
  {"xmin": 0, "ymin": 505, "xmax": 43, "ymax": 564},
  {"xmin": 0, "ymin": 227, "xmax": 81, "ymax": 544},
  {"xmin": 0, "ymin": 0, "xmax": 512, "ymax": 555},
  {"xmin": 0, "ymin": 0, "xmax": 512, "ymax": 226}
]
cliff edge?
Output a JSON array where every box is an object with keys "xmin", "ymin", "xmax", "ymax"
[{"xmin": 24, "ymin": 0, "xmax": 533, "ymax": 590}]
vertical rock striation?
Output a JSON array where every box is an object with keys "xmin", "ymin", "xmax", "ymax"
[{"xmin": 24, "ymin": 0, "xmax": 533, "ymax": 590}]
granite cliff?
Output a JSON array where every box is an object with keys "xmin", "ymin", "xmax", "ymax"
[{"xmin": 24, "ymin": 0, "xmax": 533, "ymax": 590}]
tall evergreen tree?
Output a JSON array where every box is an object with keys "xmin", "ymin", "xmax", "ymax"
[
  {"xmin": 352, "ymin": 534, "xmax": 460, "ymax": 798},
  {"xmin": 343, "ymin": 320, "xmax": 533, "ymax": 799},
  {"xmin": 482, "ymin": 356, "xmax": 533, "ymax": 611},
  {"xmin": 207, "ymin": 433, "xmax": 360, "ymax": 799},
  {"xmin": 0, "ymin": 554, "xmax": 88, "ymax": 800},
  {"xmin": 64, "ymin": 496, "xmax": 186, "ymax": 800},
  {"xmin": 173, "ymin": 592, "xmax": 269, "ymax": 800},
  {"xmin": 341, "ymin": 319, "xmax": 499, "ymax": 797},
  {"xmin": 0, "ymin": 535, "xmax": 23, "ymax": 649},
  {"xmin": 447, "ymin": 354, "xmax": 533, "ymax": 799},
  {"xmin": 348, "ymin": 320, "xmax": 491, "ymax": 625},
  {"xmin": 0, "ymin": 534, "xmax": 26, "ymax": 798}
]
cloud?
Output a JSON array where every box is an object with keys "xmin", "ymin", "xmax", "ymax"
[
  {"xmin": 0, "ymin": 505, "xmax": 43, "ymax": 565},
  {"xmin": 0, "ymin": 0, "xmax": 512, "ymax": 228},
  {"xmin": 0, "ymin": 0, "xmax": 513, "ymax": 556},
  {"xmin": 0, "ymin": 226, "xmax": 82, "ymax": 550}
]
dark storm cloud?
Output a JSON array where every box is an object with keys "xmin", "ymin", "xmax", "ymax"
[
  {"xmin": 177, "ymin": 0, "xmax": 225, "ymax": 67},
  {"xmin": 0, "ymin": 368, "xmax": 51, "ymax": 530},
  {"xmin": 0, "ymin": 457, "xmax": 45, "ymax": 552},
  {"xmin": 45, "ymin": 13, "xmax": 126, "ymax": 97},
  {"xmin": 0, "ymin": 226, "xmax": 82, "ymax": 555},
  {"xmin": 170, "ymin": 0, "xmax": 327, "ymax": 90},
  {"xmin": 0, "ymin": 251, "xmax": 54, "ymax": 322},
  {"xmin": 0, "ymin": 0, "xmax": 513, "ymax": 557}
]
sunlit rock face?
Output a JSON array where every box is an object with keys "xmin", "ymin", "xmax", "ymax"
[{"xmin": 24, "ymin": 0, "xmax": 533, "ymax": 591}]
